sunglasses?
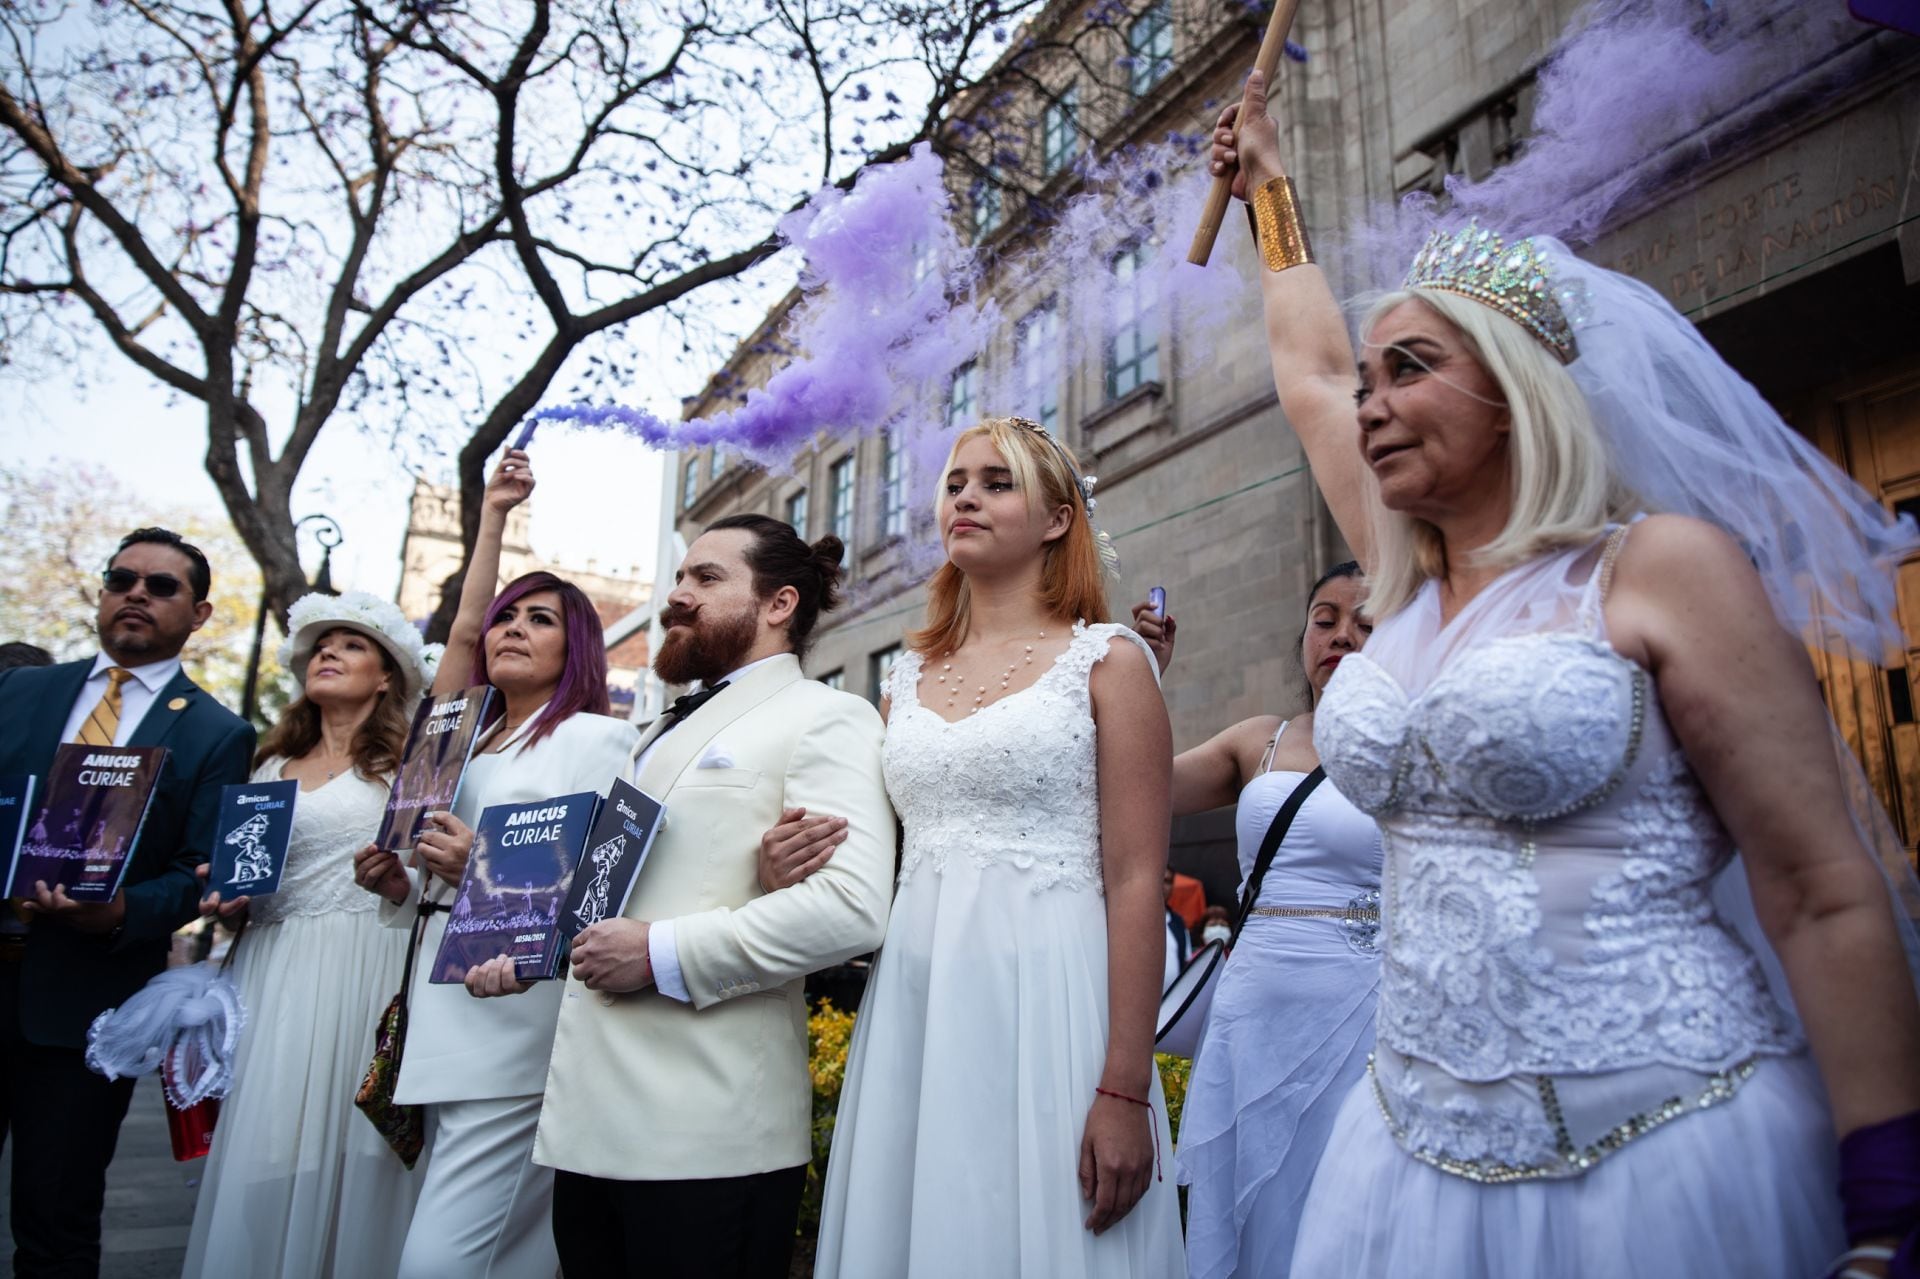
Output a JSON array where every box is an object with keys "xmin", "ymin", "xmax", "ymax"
[{"xmin": 101, "ymin": 568, "xmax": 188, "ymax": 599}]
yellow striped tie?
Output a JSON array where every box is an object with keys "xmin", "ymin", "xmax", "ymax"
[{"xmin": 75, "ymin": 668, "xmax": 133, "ymax": 747}]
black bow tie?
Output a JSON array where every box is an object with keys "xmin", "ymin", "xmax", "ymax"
[{"xmin": 665, "ymin": 681, "xmax": 729, "ymax": 724}]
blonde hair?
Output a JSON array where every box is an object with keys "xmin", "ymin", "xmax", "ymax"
[
  {"xmin": 909, "ymin": 418, "xmax": 1110, "ymax": 655},
  {"xmin": 1358, "ymin": 287, "xmax": 1635, "ymax": 618}
]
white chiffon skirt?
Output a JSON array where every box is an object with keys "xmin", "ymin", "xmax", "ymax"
[
  {"xmin": 814, "ymin": 855, "xmax": 1186, "ymax": 1279},
  {"xmin": 1291, "ymin": 1052, "xmax": 1844, "ymax": 1278},
  {"xmin": 183, "ymin": 908, "xmax": 422, "ymax": 1278},
  {"xmin": 1175, "ymin": 915, "xmax": 1377, "ymax": 1279}
]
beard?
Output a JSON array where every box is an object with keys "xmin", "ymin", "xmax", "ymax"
[
  {"xmin": 653, "ymin": 601, "xmax": 760, "ymax": 688},
  {"xmin": 100, "ymin": 607, "xmax": 190, "ymax": 663}
]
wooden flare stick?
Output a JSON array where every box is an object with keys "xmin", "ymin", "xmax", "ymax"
[{"xmin": 1186, "ymin": 0, "xmax": 1305, "ymax": 266}]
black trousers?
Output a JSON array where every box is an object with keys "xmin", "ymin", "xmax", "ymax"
[
  {"xmin": 552, "ymin": 1163, "xmax": 809, "ymax": 1278},
  {"xmin": 0, "ymin": 960, "xmax": 138, "ymax": 1279}
]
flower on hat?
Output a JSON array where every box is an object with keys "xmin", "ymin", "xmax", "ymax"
[{"xmin": 279, "ymin": 590, "xmax": 435, "ymax": 696}]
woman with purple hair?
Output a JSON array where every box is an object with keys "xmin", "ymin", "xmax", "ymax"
[
  {"xmin": 1207, "ymin": 68, "xmax": 1920, "ymax": 1279},
  {"xmin": 353, "ymin": 448, "xmax": 637, "ymax": 1279}
]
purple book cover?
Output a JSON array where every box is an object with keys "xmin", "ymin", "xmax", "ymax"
[
  {"xmin": 373, "ymin": 686, "xmax": 495, "ymax": 854},
  {"xmin": 429, "ymin": 791, "xmax": 600, "ymax": 983},
  {"xmin": 6, "ymin": 745, "xmax": 168, "ymax": 902}
]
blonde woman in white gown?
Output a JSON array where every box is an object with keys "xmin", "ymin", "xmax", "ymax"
[
  {"xmin": 811, "ymin": 417, "xmax": 1186, "ymax": 1278},
  {"xmin": 183, "ymin": 593, "xmax": 435, "ymax": 1277}
]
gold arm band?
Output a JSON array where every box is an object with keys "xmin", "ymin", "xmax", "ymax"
[{"xmin": 1251, "ymin": 175, "xmax": 1313, "ymax": 272}]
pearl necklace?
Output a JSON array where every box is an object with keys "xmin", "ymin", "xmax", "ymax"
[{"xmin": 933, "ymin": 630, "xmax": 1046, "ymax": 714}]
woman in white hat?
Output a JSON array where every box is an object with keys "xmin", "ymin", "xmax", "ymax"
[{"xmin": 183, "ymin": 590, "xmax": 438, "ymax": 1279}]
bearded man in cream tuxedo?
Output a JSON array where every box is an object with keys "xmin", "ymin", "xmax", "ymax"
[{"xmin": 467, "ymin": 512, "xmax": 894, "ymax": 1278}]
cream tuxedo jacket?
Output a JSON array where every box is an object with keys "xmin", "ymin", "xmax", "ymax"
[{"xmin": 534, "ymin": 654, "xmax": 895, "ymax": 1181}]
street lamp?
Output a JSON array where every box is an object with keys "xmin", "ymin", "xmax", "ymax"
[{"xmin": 241, "ymin": 513, "xmax": 344, "ymax": 724}]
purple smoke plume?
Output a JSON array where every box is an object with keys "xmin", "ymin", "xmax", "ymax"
[
  {"xmin": 520, "ymin": 129, "xmax": 1250, "ymax": 589},
  {"xmin": 1334, "ymin": 0, "xmax": 1849, "ymax": 286},
  {"xmin": 521, "ymin": 142, "xmax": 995, "ymax": 460}
]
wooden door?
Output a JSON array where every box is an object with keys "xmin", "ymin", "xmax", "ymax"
[{"xmin": 1790, "ymin": 360, "xmax": 1920, "ymax": 867}]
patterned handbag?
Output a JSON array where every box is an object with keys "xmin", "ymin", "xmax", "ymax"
[{"xmin": 355, "ymin": 906, "xmax": 429, "ymax": 1167}]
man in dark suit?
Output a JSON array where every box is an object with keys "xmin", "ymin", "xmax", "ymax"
[{"xmin": 0, "ymin": 527, "xmax": 254, "ymax": 1277}]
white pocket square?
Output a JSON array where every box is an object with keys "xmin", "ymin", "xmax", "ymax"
[{"xmin": 696, "ymin": 745, "xmax": 735, "ymax": 769}]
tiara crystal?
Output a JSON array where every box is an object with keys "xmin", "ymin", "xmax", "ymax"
[{"xmin": 1404, "ymin": 221, "xmax": 1580, "ymax": 363}]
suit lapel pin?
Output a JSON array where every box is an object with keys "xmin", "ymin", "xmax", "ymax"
[{"xmin": 168, "ymin": 696, "xmax": 189, "ymax": 711}]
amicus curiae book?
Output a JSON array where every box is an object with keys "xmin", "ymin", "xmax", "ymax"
[
  {"xmin": 373, "ymin": 685, "xmax": 495, "ymax": 855},
  {"xmin": 0, "ymin": 775, "xmax": 39, "ymax": 926},
  {"xmin": 5, "ymin": 745, "xmax": 168, "ymax": 902},
  {"xmin": 561, "ymin": 778, "xmax": 666, "ymax": 941},
  {"xmin": 206, "ymin": 779, "xmax": 300, "ymax": 897},
  {"xmin": 428, "ymin": 790, "xmax": 601, "ymax": 984}
]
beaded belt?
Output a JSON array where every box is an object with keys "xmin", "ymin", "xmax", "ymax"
[
  {"xmin": 1366, "ymin": 1050, "xmax": 1762, "ymax": 1183},
  {"xmin": 1248, "ymin": 890, "xmax": 1382, "ymax": 954}
]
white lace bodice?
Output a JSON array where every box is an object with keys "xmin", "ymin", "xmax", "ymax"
[
  {"xmin": 247, "ymin": 758, "xmax": 389, "ymax": 925},
  {"xmin": 1313, "ymin": 532, "xmax": 1800, "ymax": 1180},
  {"xmin": 884, "ymin": 622, "xmax": 1151, "ymax": 893}
]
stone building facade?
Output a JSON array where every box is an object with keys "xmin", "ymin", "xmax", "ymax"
[{"xmin": 661, "ymin": 0, "xmax": 1920, "ymax": 890}]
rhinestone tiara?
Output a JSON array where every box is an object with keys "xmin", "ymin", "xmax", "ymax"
[{"xmin": 1403, "ymin": 221, "xmax": 1580, "ymax": 363}]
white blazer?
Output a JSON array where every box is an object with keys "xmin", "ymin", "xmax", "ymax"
[
  {"xmin": 534, "ymin": 654, "xmax": 895, "ymax": 1181},
  {"xmin": 386, "ymin": 709, "xmax": 638, "ymax": 1105}
]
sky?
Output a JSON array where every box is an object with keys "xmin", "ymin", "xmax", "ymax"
[{"xmin": 16, "ymin": 299, "xmax": 674, "ymax": 605}]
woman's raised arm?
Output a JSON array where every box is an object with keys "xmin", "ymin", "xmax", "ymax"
[
  {"xmin": 1212, "ymin": 70, "xmax": 1372, "ymax": 566},
  {"xmin": 433, "ymin": 448, "xmax": 535, "ymax": 696}
]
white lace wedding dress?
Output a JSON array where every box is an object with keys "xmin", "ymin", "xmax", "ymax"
[
  {"xmin": 814, "ymin": 622, "xmax": 1187, "ymax": 1279},
  {"xmin": 1291, "ymin": 528, "xmax": 1844, "ymax": 1277},
  {"xmin": 183, "ymin": 760, "xmax": 421, "ymax": 1277}
]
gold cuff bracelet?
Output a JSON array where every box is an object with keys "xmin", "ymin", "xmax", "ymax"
[{"xmin": 1251, "ymin": 175, "xmax": 1313, "ymax": 272}]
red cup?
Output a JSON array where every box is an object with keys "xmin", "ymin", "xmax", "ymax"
[{"xmin": 160, "ymin": 1057, "xmax": 220, "ymax": 1161}]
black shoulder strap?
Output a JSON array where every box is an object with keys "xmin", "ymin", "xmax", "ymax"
[
  {"xmin": 397, "ymin": 903, "xmax": 431, "ymax": 1008},
  {"xmin": 1229, "ymin": 765, "xmax": 1327, "ymax": 948}
]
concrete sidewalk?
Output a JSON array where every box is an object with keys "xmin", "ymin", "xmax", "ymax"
[{"xmin": 0, "ymin": 1075, "xmax": 201, "ymax": 1278}]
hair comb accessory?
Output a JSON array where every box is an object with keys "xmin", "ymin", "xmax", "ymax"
[
  {"xmin": 1404, "ymin": 221, "xmax": 1582, "ymax": 363},
  {"xmin": 1007, "ymin": 416, "xmax": 1121, "ymax": 577}
]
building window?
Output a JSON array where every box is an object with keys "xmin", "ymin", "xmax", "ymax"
[
  {"xmin": 910, "ymin": 239, "xmax": 935, "ymax": 288},
  {"xmin": 1015, "ymin": 302, "xmax": 1061, "ymax": 434},
  {"xmin": 1041, "ymin": 85, "xmax": 1078, "ymax": 178},
  {"xmin": 868, "ymin": 643, "xmax": 903, "ymax": 704},
  {"xmin": 820, "ymin": 669, "xmax": 845, "ymax": 691},
  {"xmin": 948, "ymin": 362, "xmax": 978, "ymax": 431},
  {"xmin": 830, "ymin": 454, "xmax": 856, "ymax": 556},
  {"xmin": 880, "ymin": 425, "xmax": 907, "ymax": 539},
  {"xmin": 1128, "ymin": 3, "xmax": 1174, "ymax": 97},
  {"xmin": 786, "ymin": 487, "xmax": 809, "ymax": 537},
  {"xmin": 681, "ymin": 457, "xmax": 699, "ymax": 510},
  {"xmin": 970, "ymin": 170, "xmax": 1003, "ymax": 242},
  {"xmin": 1106, "ymin": 242, "xmax": 1160, "ymax": 401},
  {"xmin": 710, "ymin": 444, "xmax": 727, "ymax": 479}
]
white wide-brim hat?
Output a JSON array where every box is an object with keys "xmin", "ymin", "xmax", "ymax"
[{"xmin": 278, "ymin": 590, "xmax": 441, "ymax": 702}]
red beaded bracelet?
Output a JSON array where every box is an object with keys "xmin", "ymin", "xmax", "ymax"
[{"xmin": 1094, "ymin": 1086, "xmax": 1162, "ymax": 1182}]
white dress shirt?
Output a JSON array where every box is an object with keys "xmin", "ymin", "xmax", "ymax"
[
  {"xmin": 644, "ymin": 654, "xmax": 787, "ymax": 1002},
  {"xmin": 59, "ymin": 653, "xmax": 184, "ymax": 746}
]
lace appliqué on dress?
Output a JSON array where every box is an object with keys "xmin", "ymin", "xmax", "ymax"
[
  {"xmin": 1318, "ymin": 633, "xmax": 1642, "ymax": 825},
  {"xmin": 247, "ymin": 762, "xmax": 390, "ymax": 925},
  {"xmin": 1375, "ymin": 748, "xmax": 1798, "ymax": 1081},
  {"xmin": 885, "ymin": 622, "xmax": 1140, "ymax": 894}
]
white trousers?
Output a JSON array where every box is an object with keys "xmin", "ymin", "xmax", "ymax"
[{"xmin": 396, "ymin": 1095, "xmax": 557, "ymax": 1279}]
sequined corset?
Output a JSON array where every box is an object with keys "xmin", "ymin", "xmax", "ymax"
[{"xmin": 1312, "ymin": 551, "xmax": 1800, "ymax": 1181}]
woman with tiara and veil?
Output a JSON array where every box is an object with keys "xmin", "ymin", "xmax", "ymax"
[{"xmin": 1207, "ymin": 68, "xmax": 1920, "ymax": 1279}]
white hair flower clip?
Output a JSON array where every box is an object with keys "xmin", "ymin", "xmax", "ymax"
[{"xmin": 1080, "ymin": 475, "xmax": 1098, "ymax": 511}]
